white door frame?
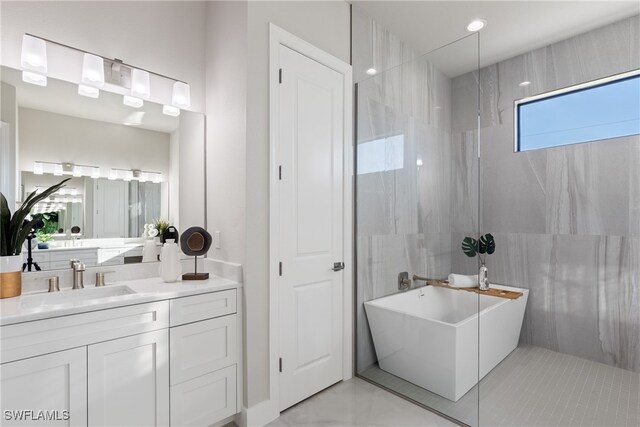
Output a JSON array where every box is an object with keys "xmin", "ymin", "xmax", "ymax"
[{"xmin": 268, "ymin": 23, "xmax": 353, "ymax": 416}]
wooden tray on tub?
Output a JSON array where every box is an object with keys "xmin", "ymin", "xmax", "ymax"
[{"xmin": 425, "ymin": 279, "xmax": 523, "ymax": 300}]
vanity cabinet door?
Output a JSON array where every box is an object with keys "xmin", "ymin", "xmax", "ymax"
[
  {"xmin": 88, "ymin": 330, "xmax": 169, "ymax": 427},
  {"xmin": 0, "ymin": 347, "xmax": 88, "ymax": 427}
]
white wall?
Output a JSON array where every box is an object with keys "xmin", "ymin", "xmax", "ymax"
[
  {"xmin": 169, "ymin": 129, "xmax": 180, "ymax": 227},
  {"xmin": 205, "ymin": 1, "xmax": 247, "ymax": 267},
  {"xmin": 178, "ymin": 111, "xmax": 206, "ymax": 231},
  {"xmin": 0, "ymin": 1, "xmax": 207, "ymax": 112},
  {"xmin": 244, "ymin": 0, "xmax": 350, "ymax": 411}
]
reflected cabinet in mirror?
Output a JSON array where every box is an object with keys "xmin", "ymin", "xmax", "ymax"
[{"xmin": 0, "ymin": 66, "xmax": 205, "ymax": 271}]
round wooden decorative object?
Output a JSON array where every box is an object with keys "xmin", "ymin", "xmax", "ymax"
[{"xmin": 180, "ymin": 227, "xmax": 212, "ymax": 256}]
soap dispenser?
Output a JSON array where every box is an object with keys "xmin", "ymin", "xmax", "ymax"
[{"xmin": 159, "ymin": 239, "xmax": 182, "ymax": 283}]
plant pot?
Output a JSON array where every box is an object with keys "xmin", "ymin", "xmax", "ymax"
[
  {"xmin": 0, "ymin": 255, "xmax": 23, "ymax": 299},
  {"xmin": 37, "ymin": 242, "xmax": 49, "ymax": 250}
]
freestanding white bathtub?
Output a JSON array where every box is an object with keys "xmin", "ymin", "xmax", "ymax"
[{"xmin": 364, "ymin": 284, "xmax": 528, "ymax": 401}]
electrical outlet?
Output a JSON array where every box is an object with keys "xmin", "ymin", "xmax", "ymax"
[{"xmin": 214, "ymin": 231, "xmax": 221, "ymax": 249}]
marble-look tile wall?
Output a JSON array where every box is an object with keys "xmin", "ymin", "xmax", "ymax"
[
  {"xmin": 353, "ymin": 7, "xmax": 479, "ymax": 372},
  {"xmin": 452, "ymin": 15, "xmax": 640, "ymax": 372}
]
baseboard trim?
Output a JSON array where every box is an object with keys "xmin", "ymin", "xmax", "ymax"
[{"xmin": 238, "ymin": 399, "xmax": 279, "ymax": 427}]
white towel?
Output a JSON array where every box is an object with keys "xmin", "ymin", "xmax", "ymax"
[{"xmin": 448, "ymin": 273, "xmax": 478, "ymax": 288}]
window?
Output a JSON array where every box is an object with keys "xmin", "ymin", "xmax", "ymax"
[
  {"xmin": 515, "ymin": 70, "xmax": 640, "ymax": 152},
  {"xmin": 357, "ymin": 134, "xmax": 404, "ymax": 174}
]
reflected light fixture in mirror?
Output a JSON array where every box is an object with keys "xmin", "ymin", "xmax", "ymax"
[
  {"xmin": 91, "ymin": 167, "xmax": 101, "ymax": 179},
  {"xmin": 73, "ymin": 165, "xmax": 82, "ymax": 177},
  {"xmin": 131, "ymin": 69, "xmax": 151, "ymax": 99},
  {"xmin": 108, "ymin": 169, "xmax": 118, "ymax": 180},
  {"xmin": 21, "ymin": 34, "xmax": 48, "ymax": 86},
  {"xmin": 33, "ymin": 162, "xmax": 44, "ymax": 175},
  {"xmin": 78, "ymin": 84, "xmax": 99, "ymax": 98},
  {"xmin": 53, "ymin": 163, "xmax": 63, "ymax": 176},
  {"xmin": 123, "ymin": 95, "xmax": 143, "ymax": 108},
  {"xmin": 163, "ymin": 105, "xmax": 180, "ymax": 117}
]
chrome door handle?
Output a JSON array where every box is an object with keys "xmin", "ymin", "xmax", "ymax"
[{"xmin": 332, "ymin": 262, "xmax": 345, "ymax": 272}]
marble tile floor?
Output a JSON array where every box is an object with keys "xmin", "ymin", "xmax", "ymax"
[
  {"xmin": 266, "ymin": 377, "xmax": 457, "ymax": 427},
  {"xmin": 361, "ymin": 345, "xmax": 640, "ymax": 427}
]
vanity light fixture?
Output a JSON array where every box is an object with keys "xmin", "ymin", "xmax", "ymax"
[
  {"xmin": 122, "ymin": 170, "xmax": 133, "ymax": 181},
  {"xmin": 53, "ymin": 163, "xmax": 64, "ymax": 176},
  {"xmin": 466, "ymin": 19, "xmax": 486, "ymax": 32},
  {"xmin": 123, "ymin": 95, "xmax": 143, "ymax": 108},
  {"xmin": 152, "ymin": 173, "xmax": 163, "ymax": 184},
  {"xmin": 21, "ymin": 34, "xmax": 48, "ymax": 86},
  {"xmin": 91, "ymin": 167, "xmax": 101, "ymax": 179},
  {"xmin": 81, "ymin": 53, "xmax": 105, "ymax": 88},
  {"xmin": 162, "ymin": 105, "xmax": 180, "ymax": 117},
  {"xmin": 33, "ymin": 162, "xmax": 44, "ymax": 175},
  {"xmin": 72, "ymin": 165, "xmax": 83, "ymax": 177},
  {"xmin": 131, "ymin": 69, "xmax": 151, "ymax": 99},
  {"xmin": 172, "ymin": 81, "xmax": 191, "ymax": 109},
  {"xmin": 108, "ymin": 169, "xmax": 118, "ymax": 180}
]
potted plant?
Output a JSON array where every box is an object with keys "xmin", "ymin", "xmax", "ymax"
[
  {"xmin": 153, "ymin": 218, "xmax": 170, "ymax": 243},
  {"xmin": 35, "ymin": 230, "xmax": 53, "ymax": 249},
  {"xmin": 0, "ymin": 178, "xmax": 70, "ymax": 298},
  {"xmin": 461, "ymin": 233, "xmax": 496, "ymax": 291}
]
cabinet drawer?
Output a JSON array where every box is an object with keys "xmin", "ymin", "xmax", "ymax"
[
  {"xmin": 170, "ymin": 315, "xmax": 237, "ymax": 385},
  {"xmin": 170, "ymin": 365, "xmax": 236, "ymax": 427},
  {"xmin": 1, "ymin": 301, "xmax": 169, "ymax": 363},
  {"xmin": 169, "ymin": 290, "xmax": 236, "ymax": 327}
]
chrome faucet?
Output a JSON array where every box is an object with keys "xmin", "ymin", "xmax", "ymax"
[
  {"xmin": 71, "ymin": 260, "xmax": 85, "ymax": 289},
  {"xmin": 398, "ymin": 272, "xmax": 411, "ymax": 291}
]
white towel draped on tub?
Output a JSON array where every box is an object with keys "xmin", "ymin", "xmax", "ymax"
[{"xmin": 447, "ymin": 273, "xmax": 478, "ymax": 288}]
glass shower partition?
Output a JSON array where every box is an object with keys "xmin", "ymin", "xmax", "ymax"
[{"xmin": 355, "ymin": 33, "xmax": 482, "ymax": 426}]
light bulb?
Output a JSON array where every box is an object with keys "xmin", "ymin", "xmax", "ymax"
[
  {"xmin": 366, "ymin": 68, "xmax": 377, "ymax": 76},
  {"xmin": 466, "ymin": 19, "xmax": 486, "ymax": 32}
]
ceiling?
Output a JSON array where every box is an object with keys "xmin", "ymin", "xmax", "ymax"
[
  {"xmin": 1, "ymin": 66, "xmax": 179, "ymax": 133},
  {"xmin": 353, "ymin": 1, "xmax": 640, "ymax": 76}
]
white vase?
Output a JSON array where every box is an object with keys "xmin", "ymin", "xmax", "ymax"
[
  {"xmin": 1, "ymin": 255, "xmax": 23, "ymax": 298},
  {"xmin": 142, "ymin": 239, "xmax": 157, "ymax": 263},
  {"xmin": 158, "ymin": 240, "xmax": 181, "ymax": 283}
]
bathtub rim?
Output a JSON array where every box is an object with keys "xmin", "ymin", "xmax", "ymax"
[{"xmin": 364, "ymin": 284, "xmax": 529, "ymax": 328}]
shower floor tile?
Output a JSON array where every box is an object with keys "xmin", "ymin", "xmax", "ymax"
[{"xmin": 360, "ymin": 345, "xmax": 640, "ymax": 427}]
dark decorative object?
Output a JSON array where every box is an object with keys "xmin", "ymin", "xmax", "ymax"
[
  {"xmin": 461, "ymin": 233, "xmax": 496, "ymax": 291},
  {"xmin": 162, "ymin": 226, "xmax": 179, "ymax": 244},
  {"xmin": 180, "ymin": 226, "xmax": 212, "ymax": 280}
]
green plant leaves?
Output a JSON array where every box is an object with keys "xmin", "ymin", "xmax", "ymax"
[
  {"xmin": 462, "ymin": 233, "xmax": 496, "ymax": 258},
  {"xmin": 461, "ymin": 237, "xmax": 478, "ymax": 258},
  {"xmin": 1, "ymin": 178, "xmax": 70, "ymax": 256},
  {"xmin": 478, "ymin": 233, "xmax": 496, "ymax": 255}
]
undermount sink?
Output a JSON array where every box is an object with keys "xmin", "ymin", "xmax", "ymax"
[{"xmin": 20, "ymin": 285, "xmax": 137, "ymax": 309}]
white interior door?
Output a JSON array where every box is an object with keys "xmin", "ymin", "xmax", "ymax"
[
  {"xmin": 277, "ymin": 45, "xmax": 345, "ymax": 411},
  {"xmin": 93, "ymin": 179, "xmax": 127, "ymax": 238}
]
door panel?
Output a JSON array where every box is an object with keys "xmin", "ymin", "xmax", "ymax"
[
  {"xmin": 278, "ymin": 44, "xmax": 344, "ymax": 411},
  {"xmin": 88, "ymin": 330, "xmax": 169, "ymax": 427},
  {"xmin": 0, "ymin": 347, "xmax": 87, "ymax": 427}
]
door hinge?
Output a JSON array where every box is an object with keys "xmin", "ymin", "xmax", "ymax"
[
  {"xmin": 279, "ymin": 68, "xmax": 283, "ymax": 84},
  {"xmin": 279, "ymin": 357, "xmax": 283, "ymax": 372},
  {"xmin": 278, "ymin": 165, "xmax": 282, "ymax": 180},
  {"xmin": 279, "ymin": 261, "xmax": 283, "ymax": 276}
]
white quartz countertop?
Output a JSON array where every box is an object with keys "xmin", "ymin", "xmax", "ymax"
[
  {"xmin": 32, "ymin": 245, "xmax": 101, "ymax": 252},
  {"xmin": 0, "ymin": 276, "xmax": 240, "ymax": 326}
]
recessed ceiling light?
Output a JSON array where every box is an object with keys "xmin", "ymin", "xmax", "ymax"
[
  {"xmin": 466, "ymin": 19, "xmax": 486, "ymax": 32},
  {"xmin": 519, "ymin": 81, "xmax": 531, "ymax": 87},
  {"xmin": 366, "ymin": 68, "xmax": 377, "ymax": 76}
]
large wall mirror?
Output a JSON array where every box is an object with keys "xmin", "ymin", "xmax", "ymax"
[{"xmin": 0, "ymin": 65, "xmax": 205, "ymax": 272}]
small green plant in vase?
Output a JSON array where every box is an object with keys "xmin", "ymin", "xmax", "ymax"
[
  {"xmin": 461, "ymin": 233, "xmax": 496, "ymax": 291},
  {"xmin": 35, "ymin": 230, "xmax": 53, "ymax": 249}
]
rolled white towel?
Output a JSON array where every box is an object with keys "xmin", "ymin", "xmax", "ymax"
[{"xmin": 447, "ymin": 273, "xmax": 478, "ymax": 288}]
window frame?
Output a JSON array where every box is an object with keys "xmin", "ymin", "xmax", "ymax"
[{"xmin": 513, "ymin": 68, "xmax": 640, "ymax": 152}]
